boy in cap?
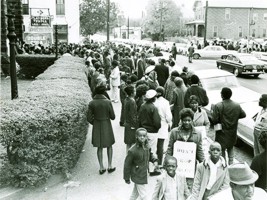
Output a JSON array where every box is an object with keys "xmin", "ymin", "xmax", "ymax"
[{"xmin": 209, "ymin": 162, "xmax": 267, "ymax": 200}]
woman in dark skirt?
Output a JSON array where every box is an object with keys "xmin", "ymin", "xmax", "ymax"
[
  {"xmin": 124, "ymin": 85, "xmax": 138, "ymax": 152},
  {"xmin": 87, "ymin": 85, "xmax": 116, "ymax": 174}
]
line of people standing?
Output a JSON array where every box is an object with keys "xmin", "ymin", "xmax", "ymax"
[{"xmin": 84, "ymin": 41, "xmax": 266, "ymax": 199}]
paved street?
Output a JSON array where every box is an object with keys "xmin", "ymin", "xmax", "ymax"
[{"xmin": 172, "ymin": 55, "xmax": 267, "ymax": 94}]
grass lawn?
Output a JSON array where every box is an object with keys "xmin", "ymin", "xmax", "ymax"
[{"xmin": 0, "ymin": 75, "xmax": 33, "ymax": 168}]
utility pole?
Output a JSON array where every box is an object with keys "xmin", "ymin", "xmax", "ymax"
[
  {"xmin": 204, "ymin": 0, "xmax": 208, "ymax": 45},
  {"xmin": 6, "ymin": 14, "xmax": 18, "ymax": 99},
  {"xmin": 55, "ymin": 24, "xmax": 58, "ymax": 59},
  {"xmin": 107, "ymin": 0, "xmax": 110, "ymax": 41}
]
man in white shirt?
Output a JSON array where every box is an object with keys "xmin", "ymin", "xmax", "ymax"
[
  {"xmin": 154, "ymin": 86, "xmax": 172, "ymax": 166},
  {"xmin": 109, "ymin": 60, "xmax": 120, "ymax": 103},
  {"xmin": 209, "ymin": 162, "xmax": 267, "ymax": 200},
  {"xmin": 253, "ymin": 94, "xmax": 267, "ymax": 156}
]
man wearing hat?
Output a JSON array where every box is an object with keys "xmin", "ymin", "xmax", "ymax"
[
  {"xmin": 209, "ymin": 162, "xmax": 267, "ymax": 200},
  {"xmin": 253, "ymin": 94, "xmax": 267, "ymax": 156},
  {"xmin": 139, "ymin": 89, "xmax": 161, "ymax": 176}
]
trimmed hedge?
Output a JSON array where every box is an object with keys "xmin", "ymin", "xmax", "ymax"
[
  {"xmin": 16, "ymin": 55, "xmax": 56, "ymax": 79},
  {"xmin": 0, "ymin": 56, "xmax": 91, "ymax": 187}
]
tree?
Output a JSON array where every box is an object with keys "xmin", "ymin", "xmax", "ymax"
[
  {"xmin": 80, "ymin": 0, "xmax": 119, "ymax": 36},
  {"xmin": 143, "ymin": 0, "xmax": 182, "ymax": 40}
]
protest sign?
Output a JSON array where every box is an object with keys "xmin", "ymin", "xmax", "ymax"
[{"xmin": 173, "ymin": 141, "xmax": 196, "ymax": 178}]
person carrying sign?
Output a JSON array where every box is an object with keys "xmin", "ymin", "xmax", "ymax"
[{"xmin": 166, "ymin": 108, "xmax": 204, "ymax": 191}]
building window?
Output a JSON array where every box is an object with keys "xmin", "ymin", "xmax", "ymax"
[
  {"xmin": 22, "ymin": 0, "xmax": 29, "ymax": 15},
  {"xmin": 252, "ymin": 29, "xmax": 256, "ymax": 37},
  {"xmin": 213, "ymin": 26, "xmax": 218, "ymax": 37},
  {"xmin": 238, "ymin": 26, "xmax": 242, "ymax": 37},
  {"xmin": 56, "ymin": 0, "xmax": 65, "ymax": 15},
  {"xmin": 253, "ymin": 13, "xmax": 258, "ymax": 22},
  {"xmin": 263, "ymin": 29, "xmax": 267, "ymax": 37},
  {"xmin": 225, "ymin": 8, "xmax": 231, "ymax": 20},
  {"xmin": 264, "ymin": 13, "xmax": 267, "ymax": 20}
]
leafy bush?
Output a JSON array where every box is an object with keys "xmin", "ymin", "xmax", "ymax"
[
  {"xmin": 16, "ymin": 55, "xmax": 56, "ymax": 79},
  {"xmin": 0, "ymin": 56, "xmax": 91, "ymax": 187}
]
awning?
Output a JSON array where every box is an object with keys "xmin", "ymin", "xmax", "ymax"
[{"xmin": 185, "ymin": 20, "xmax": 205, "ymax": 25}]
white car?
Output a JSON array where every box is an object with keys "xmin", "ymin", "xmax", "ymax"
[
  {"xmin": 193, "ymin": 46, "xmax": 236, "ymax": 59},
  {"xmin": 195, "ymin": 69, "xmax": 261, "ymax": 147},
  {"xmin": 250, "ymin": 51, "xmax": 267, "ymax": 62}
]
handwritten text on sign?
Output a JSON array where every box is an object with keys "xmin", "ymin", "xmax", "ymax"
[{"xmin": 173, "ymin": 141, "xmax": 196, "ymax": 178}]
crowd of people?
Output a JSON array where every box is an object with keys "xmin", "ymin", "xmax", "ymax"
[{"xmin": 56, "ymin": 40, "xmax": 266, "ymax": 200}]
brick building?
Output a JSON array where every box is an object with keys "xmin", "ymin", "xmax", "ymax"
[{"xmin": 186, "ymin": 0, "xmax": 267, "ymax": 40}]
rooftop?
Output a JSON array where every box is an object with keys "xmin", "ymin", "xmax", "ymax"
[{"xmin": 203, "ymin": 0, "xmax": 267, "ymax": 9}]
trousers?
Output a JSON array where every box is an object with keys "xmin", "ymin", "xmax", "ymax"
[{"xmin": 130, "ymin": 183, "xmax": 147, "ymax": 200}]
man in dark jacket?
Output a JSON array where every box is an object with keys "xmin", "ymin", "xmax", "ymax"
[
  {"xmin": 154, "ymin": 59, "xmax": 169, "ymax": 87},
  {"xmin": 139, "ymin": 89, "xmax": 161, "ymax": 175},
  {"xmin": 184, "ymin": 74, "xmax": 209, "ymax": 108},
  {"xmin": 212, "ymin": 87, "xmax": 246, "ymax": 165},
  {"xmin": 171, "ymin": 43, "xmax": 178, "ymax": 60}
]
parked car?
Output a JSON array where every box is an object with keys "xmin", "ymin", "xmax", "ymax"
[
  {"xmin": 193, "ymin": 46, "xmax": 236, "ymax": 59},
  {"xmin": 216, "ymin": 53, "xmax": 266, "ymax": 77},
  {"xmin": 195, "ymin": 69, "xmax": 261, "ymax": 147}
]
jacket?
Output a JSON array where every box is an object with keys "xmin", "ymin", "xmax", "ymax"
[
  {"xmin": 184, "ymin": 85, "xmax": 209, "ymax": 108},
  {"xmin": 139, "ymin": 102, "xmax": 161, "ymax": 133},
  {"xmin": 167, "ymin": 125, "xmax": 204, "ymax": 163},
  {"xmin": 188, "ymin": 157, "xmax": 229, "ymax": 200},
  {"xmin": 152, "ymin": 171, "xmax": 190, "ymax": 200},
  {"xmin": 154, "ymin": 63, "xmax": 169, "ymax": 87},
  {"xmin": 212, "ymin": 99, "xmax": 246, "ymax": 148},
  {"xmin": 154, "ymin": 97, "xmax": 172, "ymax": 139},
  {"xmin": 123, "ymin": 144, "xmax": 158, "ymax": 184},
  {"xmin": 110, "ymin": 66, "xmax": 120, "ymax": 86},
  {"xmin": 87, "ymin": 94, "xmax": 115, "ymax": 147}
]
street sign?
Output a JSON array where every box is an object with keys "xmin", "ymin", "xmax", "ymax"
[{"xmin": 31, "ymin": 16, "xmax": 50, "ymax": 26}]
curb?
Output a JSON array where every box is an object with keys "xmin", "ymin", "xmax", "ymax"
[{"xmin": 0, "ymin": 174, "xmax": 65, "ymax": 200}]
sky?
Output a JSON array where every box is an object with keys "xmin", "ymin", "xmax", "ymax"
[{"xmin": 111, "ymin": 0, "xmax": 195, "ymax": 19}]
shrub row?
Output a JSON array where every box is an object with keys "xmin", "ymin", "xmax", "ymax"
[
  {"xmin": 16, "ymin": 55, "xmax": 56, "ymax": 79},
  {"xmin": 0, "ymin": 56, "xmax": 91, "ymax": 187}
]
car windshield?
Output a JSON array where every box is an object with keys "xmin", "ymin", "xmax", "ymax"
[
  {"xmin": 200, "ymin": 75, "xmax": 239, "ymax": 91},
  {"xmin": 238, "ymin": 55, "xmax": 259, "ymax": 62}
]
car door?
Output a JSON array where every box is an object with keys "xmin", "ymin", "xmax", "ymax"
[
  {"xmin": 215, "ymin": 46, "xmax": 223, "ymax": 59},
  {"xmin": 224, "ymin": 55, "xmax": 234, "ymax": 72}
]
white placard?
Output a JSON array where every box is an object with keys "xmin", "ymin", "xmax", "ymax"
[
  {"xmin": 173, "ymin": 141, "xmax": 196, "ymax": 178},
  {"xmin": 194, "ymin": 126, "xmax": 207, "ymax": 139}
]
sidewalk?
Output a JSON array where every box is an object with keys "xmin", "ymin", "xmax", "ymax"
[{"xmin": 0, "ymin": 91, "xmax": 213, "ymax": 200}]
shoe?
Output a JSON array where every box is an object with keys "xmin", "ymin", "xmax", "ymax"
[
  {"xmin": 150, "ymin": 171, "xmax": 161, "ymax": 176},
  {"xmin": 107, "ymin": 167, "xmax": 116, "ymax": 173},
  {"xmin": 99, "ymin": 169, "xmax": 106, "ymax": 175}
]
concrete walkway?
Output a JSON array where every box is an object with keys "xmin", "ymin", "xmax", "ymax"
[{"xmin": 0, "ymin": 88, "xmax": 213, "ymax": 200}]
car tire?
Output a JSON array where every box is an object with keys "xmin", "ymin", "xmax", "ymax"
[
  {"xmin": 234, "ymin": 69, "xmax": 239, "ymax": 77},
  {"xmin": 193, "ymin": 54, "xmax": 200, "ymax": 59},
  {"xmin": 254, "ymin": 74, "xmax": 259, "ymax": 78}
]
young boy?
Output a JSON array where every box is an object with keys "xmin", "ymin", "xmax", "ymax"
[
  {"xmin": 124, "ymin": 128, "xmax": 159, "ymax": 200},
  {"xmin": 152, "ymin": 156, "xmax": 190, "ymax": 200},
  {"xmin": 188, "ymin": 142, "xmax": 229, "ymax": 200}
]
